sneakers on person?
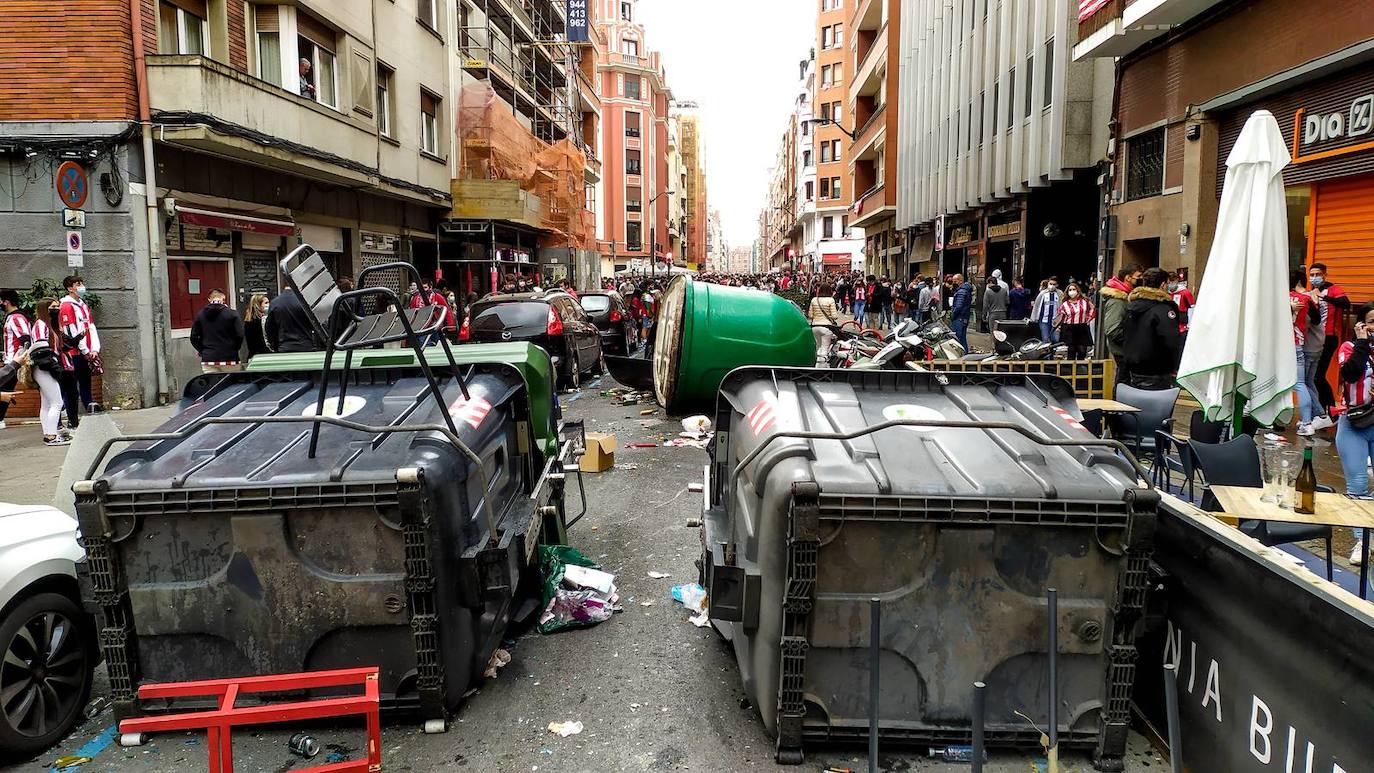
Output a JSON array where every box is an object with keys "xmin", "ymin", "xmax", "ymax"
[
  {"xmin": 1352, "ymin": 544, "xmax": 1366, "ymax": 567},
  {"xmin": 86, "ymin": 402, "xmax": 104, "ymax": 413},
  {"xmin": 1296, "ymin": 422, "xmax": 1314, "ymax": 437},
  {"xmin": 1309, "ymin": 414, "xmax": 1335, "ymax": 432},
  {"xmin": 0, "ymin": 420, "xmax": 6, "ymax": 430},
  {"xmin": 43, "ymin": 435, "xmax": 72, "ymax": 447}
]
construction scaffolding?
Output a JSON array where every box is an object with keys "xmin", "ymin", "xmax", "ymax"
[
  {"xmin": 458, "ymin": 81, "xmax": 593, "ymax": 250},
  {"xmin": 457, "ymin": 0, "xmax": 581, "ymax": 148}
]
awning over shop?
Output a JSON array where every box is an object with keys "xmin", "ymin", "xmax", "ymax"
[{"xmin": 174, "ymin": 202, "xmax": 295, "ymax": 236}]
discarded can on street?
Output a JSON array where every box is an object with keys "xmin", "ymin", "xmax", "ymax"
[
  {"xmin": 928, "ymin": 745, "xmax": 985, "ymax": 763},
  {"xmin": 288, "ymin": 732, "xmax": 321, "ymax": 759}
]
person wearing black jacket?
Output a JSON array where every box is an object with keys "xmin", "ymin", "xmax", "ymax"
[
  {"xmin": 1120, "ymin": 267, "xmax": 1183, "ymax": 390},
  {"xmin": 190, "ymin": 289, "xmax": 245, "ymax": 373},
  {"xmin": 265, "ymin": 284, "xmax": 322, "ymax": 353},
  {"xmin": 1336, "ymin": 302, "xmax": 1374, "ymax": 565},
  {"xmin": 243, "ymin": 293, "xmax": 271, "ymax": 359}
]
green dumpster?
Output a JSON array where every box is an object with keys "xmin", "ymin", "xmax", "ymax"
[{"xmin": 653, "ymin": 276, "xmax": 814, "ymax": 410}]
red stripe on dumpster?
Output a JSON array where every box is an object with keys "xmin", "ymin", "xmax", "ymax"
[
  {"xmin": 747, "ymin": 395, "xmax": 778, "ymax": 435},
  {"xmin": 1051, "ymin": 406, "xmax": 1089, "ymax": 434},
  {"xmin": 448, "ymin": 395, "xmax": 492, "ymax": 429}
]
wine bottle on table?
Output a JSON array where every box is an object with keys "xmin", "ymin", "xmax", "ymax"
[{"xmin": 1295, "ymin": 446, "xmax": 1317, "ymax": 515}]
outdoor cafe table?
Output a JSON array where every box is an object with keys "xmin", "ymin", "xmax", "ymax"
[
  {"xmin": 1077, "ymin": 399, "xmax": 1140, "ymax": 414},
  {"xmin": 1210, "ymin": 485, "xmax": 1374, "ymax": 600}
]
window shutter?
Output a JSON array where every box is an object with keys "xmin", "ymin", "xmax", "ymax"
[
  {"xmin": 166, "ymin": 0, "xmax": 208, "ymax": 17},
  {"xmin": 421, "ymin": 90, "xmax": 437, "ymax": 116},
  {"xmin": 255, "ymin": 4, "xmax": 280, "ymax": 32},
  {"xmin": 297, "ymin": 11, "xmax": 335, "ymax": 49}
]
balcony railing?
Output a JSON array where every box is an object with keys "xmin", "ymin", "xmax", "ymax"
[{"xmin": 626, "ymin": 127, "xmax": 641, "ymax": 138}]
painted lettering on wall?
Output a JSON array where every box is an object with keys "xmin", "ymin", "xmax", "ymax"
[{"xmin": 1301, "ymin": 94, "xmax": 1374, "ymax": 146}]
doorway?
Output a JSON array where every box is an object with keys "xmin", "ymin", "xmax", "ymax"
[{"xmin": 1122, "ymin": 238, "xmax": 1161, "ymax": 270}]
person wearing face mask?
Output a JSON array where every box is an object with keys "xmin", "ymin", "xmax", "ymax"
[
  {"xmin": 982, "ymin": 274, "xmax": 1008, "ymax": 333},
  {"xmin": 1309, "ymin": 263, "xmax": 1350, "ymax": 425},
  {"xmin": 1100, "ymin": 265, "xmax": 1141, "ymax": 376},
  {"xmin": 243, "ymin": 293, "xmax": 272, "ymax": 359},
  {"xmin": 1167, "ymin": 272, "xmax": 1195, "ymax": 334},
  {"xmin": 1055, "ymin": 283, "xmax": 1097, "ymax": 359},
  {"xmin": 1031, "ymin": 278, "xmax": 1062, "ymax": 344},
  {"xmin": 58, "ymin": 274, "xmax": 102, "ymax": 417},
  {"xmin": 1121, "ymin": 268, "xmax": 1184, "ymax": 390},
  {"xmin": 949, "ymin": 274, "xmax": 974, "ymax": 351}
]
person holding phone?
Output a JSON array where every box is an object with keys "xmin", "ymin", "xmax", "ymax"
[{"xmin": 1337, "ymin": 302, "xmax": 1374, "ymax": 566}]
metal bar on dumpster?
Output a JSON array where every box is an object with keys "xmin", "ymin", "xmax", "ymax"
[
  {"xmin": 1047, "ymin": 587, "xmax": 1059, "ymax": 773},
  {"xmin": 1163, "ymin": 663, "xmax": 1183, "ymax": 773},
  {"xmin": 79, "ymin": 414, "xmax": 501, "ymax": 544},
  {"xmin": 726, "ymin": 419, "xmax": 1152, "ymax": 504},
  {"xmin": 971, "ymin": 681, "xmax": 986, "ymax": 773},
  {"xmin": 869, "ymin": 597, "xmax": 880, "ymax": 773}
]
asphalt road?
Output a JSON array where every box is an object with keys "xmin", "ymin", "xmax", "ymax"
[{"xmin": 3, "ymin": 381, "xmax": 1167, "ymax": 773}]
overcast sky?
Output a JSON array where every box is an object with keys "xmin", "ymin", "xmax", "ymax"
[{"xmin": 635, "ymin": 0, "xmax": 817, "ymax": 248}]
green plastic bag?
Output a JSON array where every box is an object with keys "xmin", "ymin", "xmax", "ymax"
[{"xmin": 537, "ymin": 545, "xmax": 603, "ymax": 634}]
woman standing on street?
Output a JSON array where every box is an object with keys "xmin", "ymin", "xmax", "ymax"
[
  {"xmin": 1337, "ymin": 302, "xmax": 1374, "ymax": 566},
  {"xmin": 243, "ymin": 293, "xmax": 271, "ymax": 359},
  {"xmin": 1054, "ymin": 283, "xmax": 1096, "ymax": 359},
  {"xmin": 31, "ymin": 298, "xmax": 71, "ymax": 446}
]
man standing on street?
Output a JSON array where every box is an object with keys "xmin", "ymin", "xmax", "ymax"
[
  {"xmin": 1008, "ymin": 277, "xmax": 1033, "ymax": 320},
  {"xmin": 1309, "ymin": 262, "xmax": 1349, "ymax": 426},
  {"xmin": 190, "ymin": 288, "xmax": 245, "ymax": 374},
  {"xmin": 982, "ymin": 274, "xmax": 1009, "ymax": 333},
  {"xmin": 0, "ymin": 290, "xmax": 31, "ymax": 431},
  {"xmin": 58, "ymin": 275, "xmax": 101, "ymax": 415},
  {"xmin": 1121, "ymin": 268, "xmax": 1184, "ymax": 390},
  {"xmin": 1031, "ymin": 277, "xmax": 1062, "ymax": 343},
  {"xmin": 266, "ymin": 280, "xmax": 323, "ymax": 353},
  {"xmin": 917, "ymin": 277, "xmax": 936, "ymax": 323},
  {"xmin": 950, "ymin": 274, "xmax": 973, "ymax": 351},
  {"xmin": 1100, "ymin": 264, "xmax": 1140, "ymax": 379}
]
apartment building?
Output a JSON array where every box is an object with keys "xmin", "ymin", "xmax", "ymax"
[
  {"xmin": 814, "ymin": 0, "xmax": 855, "ymax": 270},
  {"xmin": 677, "ymin": 103, "xmax": 709, "ymax": 269},
  {"xmin": 1075, "ymin": 0, "xmax": 1374, "ymax": 300},
  {"xmin": 848, "ymin": 0, "xmax": 902, "ymax": 279},
  {"xmin": 706, "ymin": 209, "xmax": 726, "ymax": 272},
  {"xmin": 665, "ymin": 114, "xmax": 687, "ymax": 266},
  {"xmin": 895, "ymin": 0, "xmax": 1112, "ymax": 285},
  {"xmin": 595, "ymin": 0, "xmax": 673, "ymax": 274},
  {"xmin": 762, "ymin": 116, "xmax": 800, "ymax": 270},
  {"xmin": 0, "ymin": 0, "xmax": 453, "ymax": 407}
]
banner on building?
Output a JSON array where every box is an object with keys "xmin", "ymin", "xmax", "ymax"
[
  {"xmin": 567, "ymin": 0, "xmax": 589, "ymax": 43},
  {"xmin": 1077, "ymin": 0, "xmax": 1111, "ymax": 22}
]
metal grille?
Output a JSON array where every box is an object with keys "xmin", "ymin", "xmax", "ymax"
[{"xmin": 1126, "ymin": 128, "xmax": 1165, "ymax": 200}]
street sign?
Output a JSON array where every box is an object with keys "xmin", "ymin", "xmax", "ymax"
[
  {"xmin": 62, "ymin": 208, "xmax": 86, "ymax": 228},
  {"xmin": 56, "ymin": 161, "xmax": 89, "ymax": 209},
  {"xmin": 66, "ymin": 230, "xmax": 83, "ymax": 268},
  {"xmin": 567, "ymin": 0, "xmax": 589, "ymax": 43}
]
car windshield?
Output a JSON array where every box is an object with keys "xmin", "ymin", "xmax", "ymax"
[
  {"xmin": 580, "ymin": 295, "xmax": 612, "ymax": 313},
  {"xmin": 471, "ymin": 301, "xmax": 548, "ymax": 330}
]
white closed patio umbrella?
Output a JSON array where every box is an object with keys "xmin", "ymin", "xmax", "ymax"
[{"xmin": 1177, "ymin": 110, "xmax": 1296, "ymax": 433}]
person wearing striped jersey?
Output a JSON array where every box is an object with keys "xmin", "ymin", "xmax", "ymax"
[
  {"xmin": 58, "ymin": 274, "xmax": 101, "ymax": 417},
  {"xmin": 0, "ymin": 290, "xmax": 31, "ymax": 430},
  {"xmin": 1337, "ymin": 301, "xmax": 1374, "ymax": 566},
  {"xmin": 1290, "ymin": 269, "xmax": 1322, "ymax": 437},
  {"xmin": 1054, "ymin": 283, "xmax": 1097, "ymax": 360},
  {"xmin": 31, "ymin": 298, "xmax": 72, "ymax": 445}
]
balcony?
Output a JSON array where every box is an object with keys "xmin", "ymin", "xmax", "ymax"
[
  {"xmin": 144, "ymin": 56, "xmax": 442, "ymax": 202},
  {"xmin": 1074, "ymin": 0, "xmax": 1227, "ymax": 60},
  {"xmin": 854, "ymin": 0, "xmax": 884, "ymax": 33},
  {"xmin": 608, "ymin": 52, "xmax": 648, "ymax": 69},
  {"xmin": 850, "ymin": 181, "xmax": 893, "ymax": 229},
  {"xmin": 851, "ymin": 103, "xmax": 886, "ymax": 162},
  {"xmin": 849, "ymin": 29, "xmax": 887, "ymax": 106}
]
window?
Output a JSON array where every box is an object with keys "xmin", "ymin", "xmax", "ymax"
[
  {"xmin": 820, "ymin": 177, "xmax": 831, "ymax": 198},
  {"xmin": 158, "ymin": 0, "xmax": 207, "ymax": 55},
  {"xmin": 621, "ymin": 1, "xmax": 632, "ymax": 20},
  {"xmin": 977, "ymin": 90, "xmax": 985, "ymax": 145},
  {"xmin": 830, "ymin": 177, "xmax": 842, "ymax": 199},
  {"xmin": 822, "ymin": 26, "xmax": 834, "ymax": 49},
  {"xmin": 254, "ymin": 6, "xmax": 282, "ymax": 84},
  {"xmin": 820, "ymin": 143, "xmax": 831, "ymax": 163},
  {"xmin": 1043, "ymin": 39, "xmax": 1054, "ymax": 108},
  {"xmin": 823, "ymin": 216, "xmax": 834, "ymax": 239},
  {"xmin": 805, "ymin": 180, "xmax": 815, "ymax": 200},
  {"xmin": 834, "ymin": 24, "xmax": 844, "ymax": 46},
  {"xmin": 822, "ymin": 0, "xmax": 842, "ymax": 9},
  {"xmin": 832, "ymin": 102, "xmax": 844, "ymax": 124},
  {"xmin": 621, "ymin": 38, "xmax": 639, "ymax": 56},
  {"xmin": 829, "ymin": 138, "xmax": 841, "ymax": 159},
  {"xmin": 627, "ymin": 222, "xmax": 643, "ymax": 250},
  {"xmin": 821, "ymin": 65, "xmax": 832, "ymax": 87},
  {"xmin": 833, "ymin": 63, "xmax": 842, "ymax": 84},
  {"xmin": 802, "ymin": 120, "xmax": 811, "ymax": 137},
  {"xmin": 802, "ymin": 149, "xmax": 812, "ymax": 167},
  {"xmin": 418, "ymin": 0, "xmax": 437, "ymax": 31},
  {"xmin": 627, "ymin": 186, "xmax": 642, "ymax": 212},
  {"xmin": 420, "ymin": 90, "xmax": 440, "ymax": 155},
  {"xmin": 841, "ymin": 215, "xmax": 848, "ymax": 235},
  {"xmin": 1005, "ymin": 68, "xmax": 1014, "ymax": 133},
  {"xmin": 626, "ymin": 111, "xmax": 641, "ymax": 137},
  {"xmin": 1126, "ymin": 128, "xmax": 1165, "ymax": 201},
  {"xmin": 625, "ymin": 75, "xmax": 641, "ymax": 100},
  {"xmin": 626, "ymin": 149, "xmax": 642, "ymax": 175},
  {"xmin": 1025, "ymin": 54, "xmax": 1034, "ymax": 119},
  {"xmin": 820, "ymin": 102, "xmax": 832, "ymax": 121},
  {"xmin": 376, "ymin": 65, "xmax": 394, "ymax": 137},
  {"xmin": 585, "ymin": 183, "xmax": 597, "ymax": 212},
  {"xmin": 298, "ymin": 28, "xmax": 338, "ymax": 107}
]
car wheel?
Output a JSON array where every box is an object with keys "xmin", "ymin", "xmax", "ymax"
[
  {"xmin": 0, "ymin": 592, "xmax": 94, "ymax": 762},
  {"xmin": 566, "ymin": 353, "xmax": 581, "ymax": 390}
]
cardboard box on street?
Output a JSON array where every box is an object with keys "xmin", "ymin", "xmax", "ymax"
[{"xmin": 580, "ymin": 432, "xmax": 617, "ymax": 472}]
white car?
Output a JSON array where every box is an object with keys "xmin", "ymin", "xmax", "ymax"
[{"xmin": 0, "ymin": 503, "xmax": 94, "ymax": 760}]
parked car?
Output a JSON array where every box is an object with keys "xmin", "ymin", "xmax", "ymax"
[
  {"xmin": 579, "ymin": 291, "xmax": 636, "ymax": 356},
  {"xmin": 459, "ymin": 292, "xmax": 604, "ymax": 388},
  {"xmin": 0, "ymin": 503, "xmax": 95, "ymax": 762}
]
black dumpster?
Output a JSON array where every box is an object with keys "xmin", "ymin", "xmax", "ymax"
[
  {"xmin": 701, "ymin": 367, "xmax": 1156, "ymax": 768},
  {"xmin": 75, "ymin": 358, "xmax": 573, "ymax": 730}
]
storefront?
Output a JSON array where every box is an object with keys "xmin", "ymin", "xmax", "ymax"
[
  {"xmin": 940, "ymin": 217, "xmax": 980, "ymax": 278},
  {"xmin": 1216, "ymin": 60, "xmax": 1374, "ymax": 302}
]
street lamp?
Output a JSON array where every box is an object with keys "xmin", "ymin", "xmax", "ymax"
[
  {"xmin": 802, "ymin": 116, "xmax": 857, "ymax": 141},
  {"xmin": 648, "ymin": 189, "xmax": 675, "ymax": 282}
]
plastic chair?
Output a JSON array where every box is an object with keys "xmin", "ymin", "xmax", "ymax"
[
  {"xmin": 1109, "ymin": 384, "xmax": 1179, "ymax": 462},
  {"xmin": 279, "ymin": 244, "xmax": 467, "ymax": 458},
  {"xmin": 1190, "ymin": 436, "xmax": 1334, "ymax": 581}
]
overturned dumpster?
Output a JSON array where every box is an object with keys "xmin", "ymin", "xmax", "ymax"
[
  {"xmin": 701, "ymin": 367, "xmax": 1157, "ymax": 768},
  {"xmin": 74, "ymin": 343, "xmax": 577, "ymax": 730}
]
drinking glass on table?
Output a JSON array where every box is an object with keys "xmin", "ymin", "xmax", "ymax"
[
  {"xmin": 1276, "ymin": 448, "xmax": 1301, "ymax": 510},
  {"xmin": 1260, "ymin": 442, "xmax": 1285, "ymax": 504}
]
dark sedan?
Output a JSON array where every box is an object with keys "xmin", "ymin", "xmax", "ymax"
[
  {"xmin": 579, "ymin": 291, "xmax": 637, "ymax": 356},
  {"xmin": 460, "ymin": 292, "xmax": 604, "ymax": 389}
]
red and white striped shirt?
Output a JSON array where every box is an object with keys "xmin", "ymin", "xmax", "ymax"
[
  {"xmin": 58, "ymin": 296, "xmax": 100, "ymax": 355},
  {"xmin": 1055, "ymin": 296, "xmax": 1096, "ymax": 326},
  {"xmin": 3, "ymin": 312, "xmax": 31, "ymax": 365},
  {"xmin": 32, "ymin": 319, "xmax": 71, "ymax": 371},
  {"xmin": 1339, "ymin": 340, "xmax": 1373, "ymax": 408}
]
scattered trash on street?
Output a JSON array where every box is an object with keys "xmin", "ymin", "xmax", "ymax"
[
  {"xmin": 687, "ymin": 482, "xmax": 704, "ymax": 492},
  {"xmin": 538, "ymin": 546, "xmax": 619, "ymax": 633},
  {"xmin": 681, "ymin": 415, "xmax": 712, "ymax": 436},
  {"xmin": 627, "ymin": 442, "xmax": 658, "ymax": 448},
  {"xmin": 647, "ymin": 571, "xmax": 671, "ymax": 579},
  {"xmin": 287, "ymin": 732, "xmax": 321, "ymax": 759},
  {"xmin": 483, "ymin": 648, "xmax": 513, "ymax": 679},
  {"xmin": 671, "ymin": 583, "xmax": 707, "ymax": 612},
  {"xmin": 51, "ymin": 756, "xmax": 93, "ymax": 769},
  {"xmin": 547, "ymin": 720, "xmax": 584, "ymax": 737},
  {"xmin": 663, "ymin": 437, "xmax": 710, "ymax": 449},
  {"xmin": 639, "ymin": 408, "xmax": 657, "ymax": 415}
]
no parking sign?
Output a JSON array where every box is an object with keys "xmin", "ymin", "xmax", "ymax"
[
  {"xmin": 56, "ymin": 161, "xmax": 89, "ymax": 209},
  {"xmin": 66, "ymin": 230, "xmax": 83, "ymax": 268}
]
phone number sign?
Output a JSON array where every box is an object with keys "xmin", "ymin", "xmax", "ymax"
[{"xmin": 567, "ymin": 0, "xmax": 589, "ymax": 43}]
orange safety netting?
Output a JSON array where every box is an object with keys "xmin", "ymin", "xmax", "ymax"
[{"xmin": 457, "ymin": 82, "xmax": 593, "ymax": 251}]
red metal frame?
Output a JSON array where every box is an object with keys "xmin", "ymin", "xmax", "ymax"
[{"xmin": 118, "ymin": 667, "xmax": 382, "ymax": 773}]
